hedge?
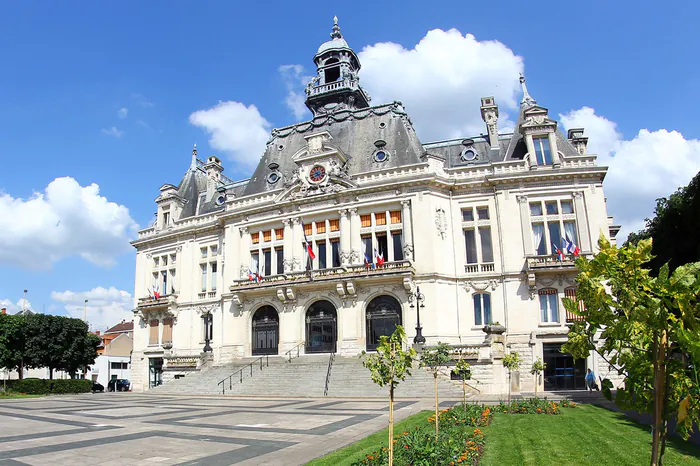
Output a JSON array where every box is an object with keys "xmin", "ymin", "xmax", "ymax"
[{"xmin": 3, "ymin": 378, "xmax": 92, "ymax": 395}]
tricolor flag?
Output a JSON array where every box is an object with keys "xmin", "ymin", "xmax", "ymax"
[
  {"xmin": 364, "ymin": 252, "xmax": 374, "ymax": 269},
  {"xmin": 301, "ymin": 220, "xmax": 316, "ymax": 261},
  {"xmin": 152, "ymin": 286, "xmax": 161, "ymax": 300},
  {"xmin": 553, "ymin": 242, "xmax": 564, "ymax": 262},
  {"xmin": 562, "ymin": 237, "xmax": 581, "ymax": 257},
  {"xmin": 374, "ymin": 248, "xmax": 385, "ymax": 266},
  {"xmin": 248, "ymin": 269, "xmax": 255, "ymax": 281}
]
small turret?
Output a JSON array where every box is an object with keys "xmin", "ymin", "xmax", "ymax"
[{"xmin": 480, "ymin": 96, "xmax": 499, "ymax": 149}]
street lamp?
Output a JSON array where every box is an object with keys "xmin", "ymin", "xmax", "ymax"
[
  {"xmin": 408, "ymin": 286, "xmax": 426, "ymax": 344},
  {"xmin": 202, "ymin": 312, "xmax": 212, "ymax": 353}
]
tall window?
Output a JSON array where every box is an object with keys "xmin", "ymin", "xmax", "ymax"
[
  {"xmin": 250, "ymin": 252, "xmax": 259, "ymax": 274},
  {"xmin": 462, "ymin": 206, "xmax": 494, "ymax": 267},
  {"xmin": 276, "ymin": 248, "xmax": 284, "ymax": 274},
  {"xmin": 169, "ymin": 269, "xmax": 176, "ymax": 294},
  {"xmin": 318, "ymin": 242, "xmax": 327, "ymax": 269},
  {"xmin": 200, "ymin": 265, "xmax": 207, "ymax": 292},
  {"xmin": 376, "ymin": 234, "xmax": 388, "ymax": 260},
  {"xmin": 162, "ymin": 211, "xmax": 170, "ymax": 227},
  {"xmin": 530, "ymin": 199, "xmax": 578, "ymax": 255},
  {"xmin": 211, "ymin": 262, "xmax": 218, "ymax": 290},
  {"xmin": 533, "ymin": 136, "xmax": 552, "ymax": 165},
  {"xmin": 392, "ymin": 232, "xmax": 404, "ymax": 261},
  {"xmin": 473, "ymin": 293, "xmax": 492, "ymax": 326},
  {"xmin": 161, "ymin": 271, "xmax": 167, "ymax": 296},
  {"xmin": 331, "ymin": 240, "xmax": 341, "ymax": 267},
  {"xmin": 162, "ymin": 318, "xmax": 173, "ymax": 344},
  {"xmin": 362, "ymin": 235, "xmax": 372, "ymax": 261},
  {"xmin": 152, "ymin": 251, "xmax": 176, "ymax": 298},
  {"xmin": 263, "ymin": 249, "xmax": 271, "ymax": 276},
  {"xmin": 464, "ymin": 230, "xmax": 478, "ymax": 264},
  {"xmin": 539, "ymin": 289, "xmax": 559, "ymax": 323},
  {"xmin": 149, "ymin": 320, "xmax": 159, "ymax": 345}
]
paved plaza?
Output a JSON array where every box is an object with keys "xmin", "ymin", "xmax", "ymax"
[{"xmin": 0, "ymin": 393, "xmax": 434, "ymax": 465}]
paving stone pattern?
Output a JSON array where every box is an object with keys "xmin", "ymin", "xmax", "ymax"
[{"xmin": 0, "ymin": 393, "xmax": 435, "ymax": 465}]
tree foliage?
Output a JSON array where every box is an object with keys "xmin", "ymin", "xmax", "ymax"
[
  {"xmin": 562, "ymin": 235, "xmax": 700, "ymax": 466},
  {"xmin": 0, "ymin": 313, "xmax": 100, "ymax": 378},
  {"xmin": 420, "ymin": 342, "xmax": 451, "ymax": 439},
  {"xmin": 626, "ymin": 170, "xmax": 700, "ymax": 275},
  {"xmin": 530, "ymin": 357, "xmax": 546, "ymax": 398},
  {"xmin": 454, "ymin": 357, "xmax": 472, "ymax": 407},
  {"xmin": 360, "ymin": 326, "xmax": 416, "ymax": 466},
  {"xmin": 503, "ymin": 352, "xmax": 521, "ymax": 402}
]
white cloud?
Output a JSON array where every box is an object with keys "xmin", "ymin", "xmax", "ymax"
[
  {"xmin": 189, "ymin": 101, "xmax": 271, "ymax": 169},
  {"xmin": 358, "ymin": 28, "xmax": 524, "ymax": 141},
  {"xmin": 51, "ymin": 287, "xmax": 132, "ymax": 331},
  {"xmin": 0, "ymin": 177, "xmax": 139, "ymax": 269},
  {"xmin": 131, "ymin": 92, "xmax": 154, "ymax": 108},
  {"xmin": 279, "ymin": 64, "xmax": 312, "ymax": 121},
  {"xmin": 0, "ymin": 297, "xmax": 33, "ymax": 314},
  {"xmin": 560, "ymin": 107, "xmax": 700, "ymax": 241},
  {"xmin": 117, "ymin": 107, "xmax": 128, "ymax": 119},
  {"xmin": 101, "ymin": 126, "xmax": 124, "ymax": 138}
]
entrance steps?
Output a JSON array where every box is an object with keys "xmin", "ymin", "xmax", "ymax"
[{"xmin": 153, "ymin": 354, "xmax": 470, "ymax": 398}]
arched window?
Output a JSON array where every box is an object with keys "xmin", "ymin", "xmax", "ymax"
[
  {"xmin": 539, "ymin": 288, "xmax": 559, "ymax": 323},
  {"xmin": 324, "ymin": 58, "xmax": 341, "ymax": 83},
  {"xmin": 306, "ymin": 300, "xmax": 337, "ymax": 353},
  {"xmin": 473, "ymin": 293, "xmax": 491, "ymax": 326},
  {"xmin": 564, "ymin": 287, "xmax": 585, "ymax": 323},
  {"xmin": 252, "ymin": 306, "xmax": 279, "ymax": 355},
  {"xmin": 366, "ymin": 295, "xmax": 402, "ymax": 351}
]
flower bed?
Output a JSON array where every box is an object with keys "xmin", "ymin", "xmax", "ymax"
[
  {"xmin": 351, "ymin": 404, "xmax": 493, "ymax": 466},
  {"xmin": 496, "ymin": 397, "xmax": 577, "ymax": 415}
]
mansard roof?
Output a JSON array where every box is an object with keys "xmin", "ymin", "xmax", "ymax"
[{"xmin": 241, "ymin": 102, "xmax": 426, "ymax": 197}]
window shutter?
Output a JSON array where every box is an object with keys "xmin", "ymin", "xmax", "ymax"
[
  {"xmin": 316, "ymin": 222, "xmax": 326, "ymax": 234},
  {"xmin": 329, "ymin": 219, "xmax": 340, "ymax": 232},
  {"xmin": 263, "ymin": 230, "xmax": 271, "ymax": 242},
  {"xmin": 375, "ymin": 213, "xmax": 387, "ymax": 225},
  {"xmin": 304, "ymin": 222, "xmax": 313, "ymax": 236},
  {"xmin": 360, "ymin": 215, "xmax": 372, "ymax": 227},
  {"xmin": 275, "ymin": 229, "xmax": 284, "ymax": 240},
  {"xmin": 162, "ymin": 318, "xmax": 173, "ymax": 344},
  {"xmin": 390, "ymin": 210, "xmax": 402, "ymax": 224},
  {"xmin": 149, "ymin": 320, "xmax": 159, "ymax": 345}
]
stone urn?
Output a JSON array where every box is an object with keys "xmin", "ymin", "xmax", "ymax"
[{"xmin": 482, "ymin": 323, "xmax": 506, "ymax": 335}]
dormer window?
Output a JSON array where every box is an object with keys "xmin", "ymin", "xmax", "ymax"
[
  {"xmin": 460, "ymin": 149, "xmax": 477, "ymax": 162},
  {"xmin": 162, "ymin": 211, "xmax": 170, "ymax": 227},
  {"xmin": 533, "ymin": 136, "xmax": 553, "ymax": 165},
  {"xmin": 324, "ymin": 58, "xmax": 340, "ymax": 83}
]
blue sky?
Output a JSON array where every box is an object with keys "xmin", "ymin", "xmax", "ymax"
[{"xmin": 1, "ymin": 1, "xmax": 699, "ymax": 328}]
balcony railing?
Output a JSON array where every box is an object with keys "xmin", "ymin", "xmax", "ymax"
[
  {"xmin": 306, "ymin": 79, "xmax": 361, "ymax": 97},
  {"xmin": 526, "ymin": 254, "xmax": 587, "ymax": 269},
  {"xmin": 138, "ymin": 294, "xmax": 175, "ymax": 309},
  {"xmin": 464, "ymin": 263, "xmax": 495, "ymax": 274},
  {"xmin": 230, "ymin": 260, "xmax": 413, "ymax": 290}
]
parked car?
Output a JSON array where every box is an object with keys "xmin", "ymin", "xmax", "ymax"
[
  {"xmin": 107, "ymin": 379, "xmax": 130, "ymax": 392},
  {"xmin": 92, "ymin": 382, "xmax": 104, "ymax": 393}
]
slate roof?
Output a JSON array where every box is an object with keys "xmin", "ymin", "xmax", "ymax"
[{"xmin": 105, "ymin": 320, "xmax": 134, "ymax": 334}]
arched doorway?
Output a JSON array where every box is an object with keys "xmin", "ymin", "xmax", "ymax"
[
  {"xmin": 252, "ymin": 306, "xmax": 279, "ymax": 356},
  {"xmin": 305, "ymin": 300, "xmax": 337, "ymax": 353},
  {"xmin": 366, "ymin": 295, "xmax": 402, "ymax": 351}
]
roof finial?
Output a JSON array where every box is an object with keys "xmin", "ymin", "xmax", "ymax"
[
  {"xmin": 519, "ymin": 73, "xmax": 536, "ymax": 107},
  {"xmin": 330, "ymin": 16, "xmax": 342, "ymax": 39},
  {"xmin": 190, "ymin": 143, "xmax": 198, "ymax": 170}
]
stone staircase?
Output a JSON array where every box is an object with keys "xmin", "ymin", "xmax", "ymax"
[{"xmin": 153, "ymin": 354, "xmax": 470, "ymax": 398}]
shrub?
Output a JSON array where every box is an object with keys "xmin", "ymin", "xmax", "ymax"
[
  {"xmin": 2, "ymin": 378, "xmax": 91, "ymax": 395},
  {"xmin": 496, "ymin": 397, "xmax": 577, "ymax": 415}
]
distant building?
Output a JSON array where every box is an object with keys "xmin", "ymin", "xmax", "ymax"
[
  {"xmin": 130, "ymin": 18, "xmax": 621, "ymax": 394},
  {"xmin": 88, "ymin": 321, "xmax": 133, "ymax": 387}
]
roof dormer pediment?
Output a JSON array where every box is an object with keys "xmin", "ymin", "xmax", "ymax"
[
  {"xmin": 292, "ymin": 131, "xmax": 348, "ymax": 165},
  {"xmin": 520, "ymin": 106, "xmax": 557, "ymax": 131}
]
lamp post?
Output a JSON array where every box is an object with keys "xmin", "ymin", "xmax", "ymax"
[
  {"xmin": 408, "ymin": 286, "xmax": 426, "ymax": 344},
  {"xmin": 203, "ymin": 312, "xmax": 212, "ymax": 353}
]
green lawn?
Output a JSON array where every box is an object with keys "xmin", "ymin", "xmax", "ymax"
[
  {"xmin": 306, "ymin": 410, "xmax": 432, "ymax": 466},
  {"xmin": 0, "ymin": 393, "xmax": 42, "ymax": 399},
  {"xmin": 480, "ymin": 404, "xmax": 700, "ymax": 466}
]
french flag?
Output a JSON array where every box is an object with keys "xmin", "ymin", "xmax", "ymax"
[
  {"xmin": 364, "ymin": 253, "xmax": 374, "ymax": 269},
  {"xmin": 248, "ymin": 269, "xmax": 255, "ymax": 281},
  {"xmin": 553, "ymin": 242, "xmax": 565, "ymax": 262},
  {"xmin": 563, "ymin": 237, "xmax": 581, "ymax": 257},
  {"xmin": 374, "ymin": 248, "xmax": 385, "ymax": 266},
  {"xmin": 301, "ymin": 220, "xmax": 316, "ymax": 260}
]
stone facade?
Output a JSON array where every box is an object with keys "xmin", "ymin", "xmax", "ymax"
[{"xmin": 129, "ymin": 19, "xmax": 623, "ymax": 394}]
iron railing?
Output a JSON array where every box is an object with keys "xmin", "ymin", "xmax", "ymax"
[
  {"xmin": 284, "ymin": 342, "xmax": 304, "ymax": 363},
  {"xmin": 217, "ymin": 355, "xmax": 269, "ymax": 395},
  {"xmin": 323, "ymin": 351, "xmax": 336, "ymax": 397}
]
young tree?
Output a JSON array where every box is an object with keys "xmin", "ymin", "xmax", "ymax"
[
  {"xmin": 530, "ymin": 357, "xmax": 546, "ymax": 398},
  {"xmin": 419, "ymin": 342, "xmax": 451, "ymax": 439},
  {"xmin": 503, "ymin": 352, "xmax": 521, "ymax": 403},
  {"xmin": 454, "ymin": 357, "xmax": 472, "ymax": 407},
  {"xmin": 60, "ymin": 318, "xmax": 100, "ymax": 377},
  {"xmin": 0, "ymin": 314, "xmax": 28, "ymax": 379},
  {"xmin": 360, "ymin": 326, "xmax": 416, "ymax": 466},
  {"xmin": 563, "ymin": 236, "xmax": 700, "ymax": 466}
]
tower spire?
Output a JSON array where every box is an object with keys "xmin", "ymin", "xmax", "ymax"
[
  {"xmin": 190, "ymin": 143, "xmax": 198, "ymax": 170},
  {"xmin": 330, "ymin": 16, "xmax": 342, "ymax": 39},
  {"xmin": 519, "ymin": 73, "xmax": 536, "ymax": 107}
]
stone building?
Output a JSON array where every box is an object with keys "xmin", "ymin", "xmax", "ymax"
[{"xmin": 130, "ymin": 18, "xmax": 621, "ymax": 394}]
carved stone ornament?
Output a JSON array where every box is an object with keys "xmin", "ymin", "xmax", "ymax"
[
  {"xmin": 340, "ymin": 250, "xmax": 352, "ymax": 266},
  {"xmin": 463, "ymin": 279, "xmax": 498, "ymax": 292},
  {"xmin": 435, "ymin": 208, "xmax": 448, "ymax": 239},
  {"xmin": 403, "ymin": 243, "xmax": 414, "ymax": 261},
  {"xmin": 516, "ymin": 194, "xmax": 528, "ymax": 204},
  {"xmin": 350, "ymin": 249, "xmax": 362, "ymax": 265},
  {"xmin": 239, "ymin": 265, "xmax": 249, "ymax": 279},
  {"xmin": 572, "ymin": 191, "xmax": 584, "ymax": 200}
]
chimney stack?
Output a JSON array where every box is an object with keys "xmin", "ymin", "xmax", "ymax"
[
  {"xmin": 480, "ymin": 97, "xmax": 499, "ymax": 149},
  {"xmin": 567, "ymin": 128, "xmax": 588, "ymax": 155},
  {"xmin": 204, "ymin": 156, "xmax": 224, "ymax": 198}
]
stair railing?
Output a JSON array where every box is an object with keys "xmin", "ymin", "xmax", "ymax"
[
  {"xmin": 284, "ymin": 342, "xmax": 304, "ymax": 363},
  {"xmin": 323, "ymin": 351, "xmax": 336, "ymax": 396},
  {"xmin": 217, "ymin": 354, "xmax": 269, "ymax": 395}
]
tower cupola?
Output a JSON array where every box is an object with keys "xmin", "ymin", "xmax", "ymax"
[{"xmin": 305, "ymin": 17, "xmax": 371, "ymax": 116}]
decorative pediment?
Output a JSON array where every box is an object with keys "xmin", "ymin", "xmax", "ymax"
[
  {"xmin": 520, "ymin": 106, "xmax": 557, "ymax": 130},
  {"xmin": 292, "ymin": 131, "xmax": 348, "ymax": 165}
]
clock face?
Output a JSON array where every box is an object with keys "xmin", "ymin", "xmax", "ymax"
[{"xmin": 309, "ymin": 165, "xmax": 326, "ymax": 183}]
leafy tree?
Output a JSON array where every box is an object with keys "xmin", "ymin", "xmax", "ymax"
[
  {"xmin": 530, "ymin": 357, "xmax": 546, "ymax": 398},
  {"xmin": 454, "ymin": 357, "xmax": 472, "ymax": 407},
  {"xmin": 626, "ymin": 170, "xmax": 700, "ymax": 275},
  {"xmin": 562, "ymin": 236, "xmax": 700, "ymax": 466},
  {"xmin": 60, "ymin": 318, "xmax": 100, "ymax": 377},
  {"xmin": 0, "ymin": 314, "xmax": 28, "ymax": 379},
  {"xmin": 24, "ymin": 314, "xmax": 65, "ymax": 379},
  {"xmin": 360, "ymin": 326, "xmax": 416, "ymax": 466},
  {"xmin": 419, "ymin": 342, "xmax": 451, "ymax": 439},
  {"xmin": 503, "ymin": 352, "xmax": 521, "ymax": 403}
]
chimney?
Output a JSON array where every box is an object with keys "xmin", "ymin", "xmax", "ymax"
[
  {"xmin": 204, "ymin": 156, "xmax": 224, "ymax": 198},
  {"xmin": 480, "ymin": 97, "xmax": 499, "ymax": 149},
  {"xmin": 567, "ymin": 128, "xmax": 588, "ymax": 155}
]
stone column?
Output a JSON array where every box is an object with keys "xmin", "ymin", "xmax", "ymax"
[
  {"xmin": 549, "ymin": 132, "xmax": 562, "ymax": 167},
  {"xmin": 292, "ymin": 217, "xmax": 302, "ymax": 271},
  {"xmin": 400, "ymin": 200, "xmax": 414, "ymax": 261},
  {"xmin": 573, "ymin": 191, "xmax": 592, "ymax": 253},
  {"xmin": 339, "ymin": 209, "xmax": 350, "ymax": 265},
  {"xmin": 282, "ymin": 218, "xmax": 293, "ymax": 272},
  {"xmin": 238, "ymin": 227, "xmax": 249, "ymax": 278},
  {"xmin": 517, "ymin": 195, "xmax": 534, "ymax": 256},
  {"xmin": 349, "ymin": 208, "xmax": 360, "ymax": 265}
]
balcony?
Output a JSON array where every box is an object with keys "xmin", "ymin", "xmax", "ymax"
[
  {"xmin": 525, "ymin": 254, "xmax": 589, "ymax": 271},
  {"xmin": 230, "ymin": 260, "xmax": 414, "ymax": 292},
  {"xmin": 137, "ymin": 294, "xmax": 176, "ymax": 310},
  {"xmin": 197, "ymin": 291, "xmax": 218, "ymax": 299},
  {"xmin": 464, "ymin": 263, "xmax": 495, "ymax": 274}
]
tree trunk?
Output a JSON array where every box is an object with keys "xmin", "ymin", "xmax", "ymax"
[
  {"xmin": 389, "ymin": 384, "xmax": 394, "ymax": 466},
  {"xmin": 49, "ymin": 367, "xmax": 54, "ymax": 380},
  {"xmin": 462, "ymin": 379, "xmax": 467, "ymax": 407},
  {"xmin": 19, "ymin": 358, "xmax": 24, "ymax": 380},
  {"xmin": 434, "ymin": 374, "xmax": 439, "ymax": 440},
  {"xmin": 535, "ymin": 373, "xmax": 538, "ymax": 398},
  {"xmin": 508, "ymin": 371, "xmax": 512, "ymax": 403},
  {"xmin": 659, "ymin": 335, "xmax": 672, "ymax": 465},
  {"xmin": 650, "ymin": 329, "xmax": 667, "ymax": 466}
]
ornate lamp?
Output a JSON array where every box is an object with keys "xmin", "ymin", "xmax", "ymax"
[
  {"xmin": 202, "ymin": 312, "xmax": 212, "ymax": 353},
  {"xmin": 408, "ymin": 286, "xmax": 426, "ymax": 344}
]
